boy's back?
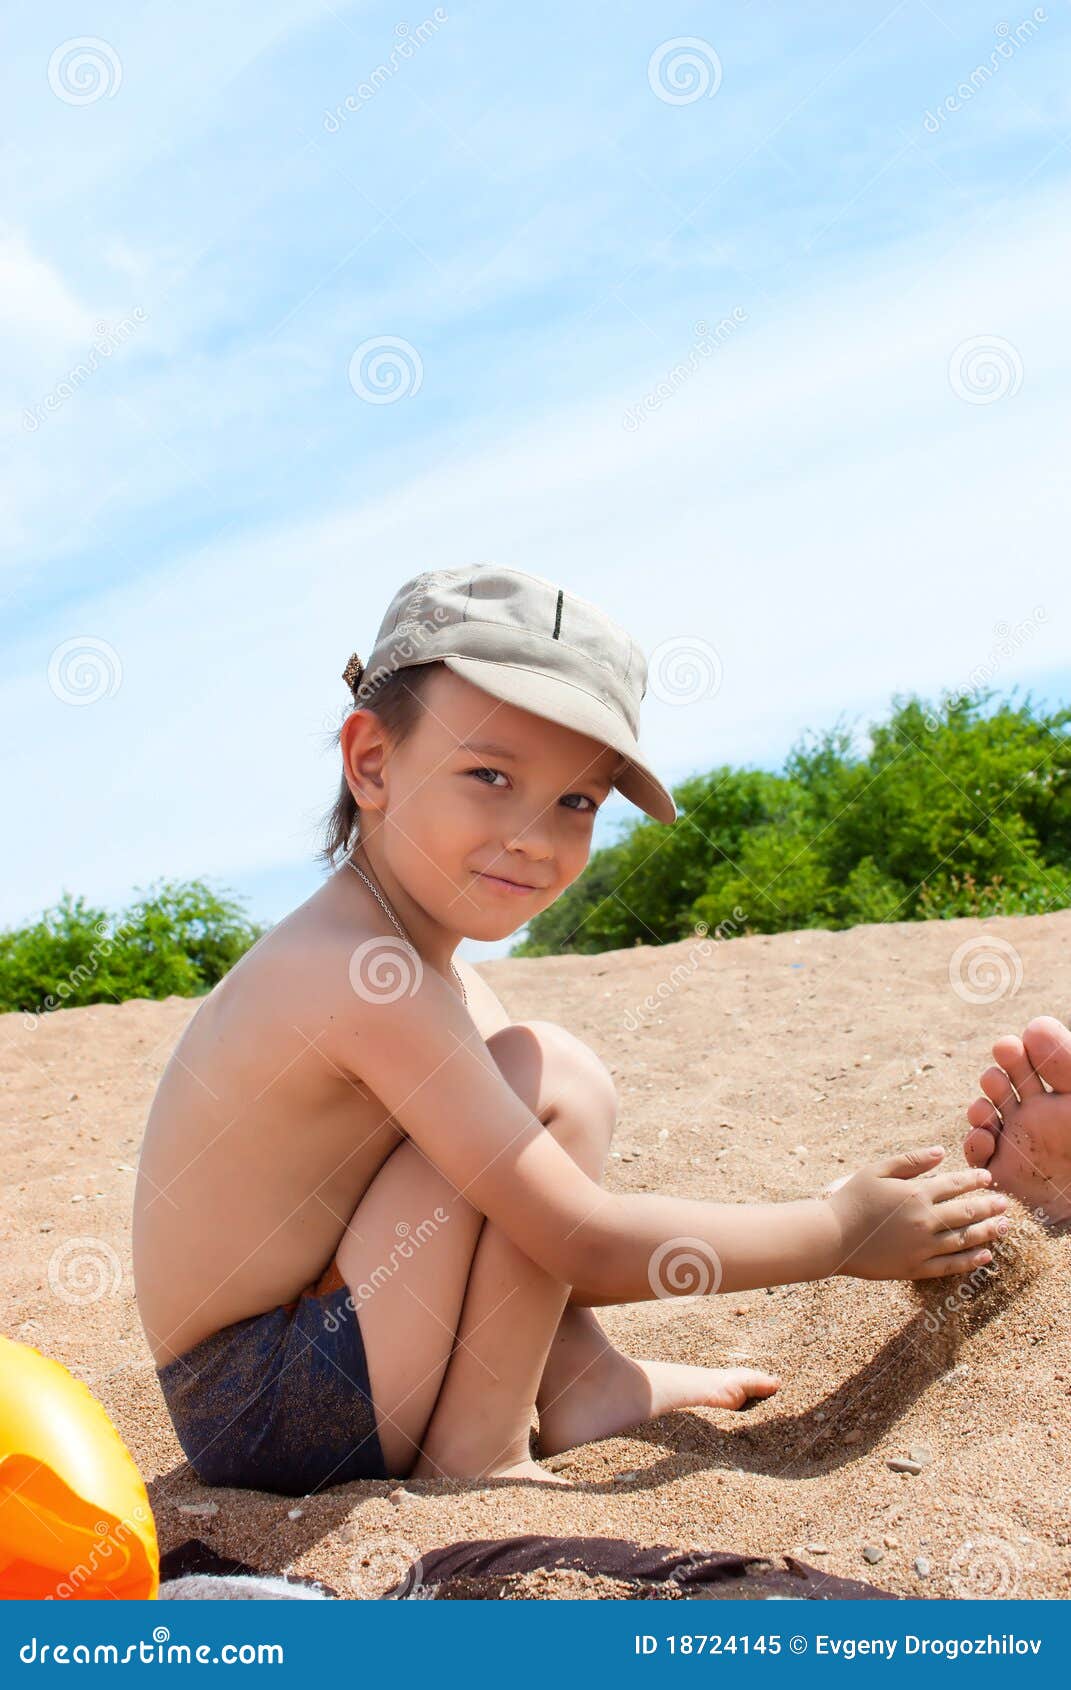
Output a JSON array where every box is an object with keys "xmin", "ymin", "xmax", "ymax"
[{"xmin": 132, "ymin": 874, "xmax": 497, "ymax": 1367}]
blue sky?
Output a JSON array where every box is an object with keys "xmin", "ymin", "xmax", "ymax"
[{"xmin": 4, "ymin": 0, "xmax": 1070, "ymax": 961}]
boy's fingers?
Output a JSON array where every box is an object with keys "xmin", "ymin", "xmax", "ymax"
[
  {"xmin": 915, "ymin": 1245, "xmax": 994, "ymax": 1278},
  {"xmin": 930, "ymin": 1191, "xmax": 1009, "ymax": 1231},
  {"xmin": 873, "ymin": 1145, "xmax": 946, "ymax": 1179},
  {"xmin": 925, "ymin": 1166, "xmax": 994, "ymax": 1202},
  {"xmin": 930, "ymin": 1214, "xmax": 1009, "ymax": 1255}
]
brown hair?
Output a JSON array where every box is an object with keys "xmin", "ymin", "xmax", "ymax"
[{"xmin": 314, "ymin": 660, "xmax": 448, "ymax": 871}]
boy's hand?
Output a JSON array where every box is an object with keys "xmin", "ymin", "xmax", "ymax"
[{"xmin": 826, "ymin": 1145, "xmax": 1010, "ymax": 1280}]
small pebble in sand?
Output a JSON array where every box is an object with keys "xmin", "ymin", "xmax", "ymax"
[
  {"xmin": 884, "ymin": 1534, "xmax": 899, "ymax": 1549},
  {"xmin": 614, "ymin": 1470, "xmax": 641, "ymax": 1484},
  {"xmin": 887, "ymin": 1458, "xmax": 924, "ymax": 1475},
  {"xmin": 863, "ymin": 1546, "xmax": 884, "ymax": 1564},
  {"xmin": 914, "ymin": 1557, "xmax": 931, "ymax": 1577},
  {"xmin": 804, "ymin": 1543, "xmax": 829, "ymax": 1555},
  {"xmin": 287, "ymin": 1507, "xmax": 303, "ymax": 1520},
  {"xmin": 388, "ymin": 1488, "xmax": 411, "ymax": 1506},
  {"xmin": 178, "ymin": 1501, "xmax": 219, "ymax": 1517}
]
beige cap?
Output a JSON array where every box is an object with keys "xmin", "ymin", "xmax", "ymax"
[{"xmin": 342, "ymin": 564, "xmax": 678, "ymax": 825}]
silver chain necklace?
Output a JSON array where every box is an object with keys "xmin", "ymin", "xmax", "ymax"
[{"xmin": 348, "ymin": 860, "xmax": 467, "ymax": 1008}]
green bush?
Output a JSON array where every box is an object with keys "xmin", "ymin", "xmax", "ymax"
[
  {"xmin": 0, "ymin": 879, "xmax": 269, "ymax": 1017},
  {"xmin": 514, "ymin": 688, "xmax": 1071, "ymax": 955}
]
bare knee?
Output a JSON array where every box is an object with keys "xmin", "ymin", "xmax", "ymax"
[{"xmin": 486, "ymin": 1019, "xmax": 618, "ymax": 1176}]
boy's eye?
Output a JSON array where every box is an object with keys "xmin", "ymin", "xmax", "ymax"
[{"xmin": 466, "ymin": 767, "xmax": 598, "ymax": 814}]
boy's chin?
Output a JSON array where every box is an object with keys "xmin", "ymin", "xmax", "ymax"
[
  {"xmin": 464, "ymin": 913, "xmax": 529, "ymax": 937},
  {"xmin": 458, "ymin": 906, "xmax": 533, "ymax": 940}
]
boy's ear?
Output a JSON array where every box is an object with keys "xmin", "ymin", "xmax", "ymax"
[{"xmin": 341, "ymin": 710, "xmax": 389, "ymax": 811}]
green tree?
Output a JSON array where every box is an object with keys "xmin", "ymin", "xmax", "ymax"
[{"xmin": 0, "ymin": 879, "xmax": 269, "ymax": 1016}]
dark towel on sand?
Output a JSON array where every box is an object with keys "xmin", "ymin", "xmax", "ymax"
[{"xmin": 160, "ymin": 1533, "xmax": 895, "ymax": 1600}]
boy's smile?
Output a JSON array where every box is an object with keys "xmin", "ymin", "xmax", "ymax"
[
  {"xmin": 473, "ymin": 869, "xmax": 544, "ymax": 894},
  {"xmin": 337, "ymin": 664, "xmax": 625, "ymax": 973}
]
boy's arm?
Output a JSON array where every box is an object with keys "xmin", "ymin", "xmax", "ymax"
[{"xmin": 334, "ymin": 968, "xmax": 1007, "ymax": 1296}]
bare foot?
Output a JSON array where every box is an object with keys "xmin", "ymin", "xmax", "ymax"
[
  {"xmin": 479, "ymin": 1457, "xmax": 571, "ymax": 1485},
  {"xmin": 409, "ymin": 1447, "xmax": 571, "ymax": 1485},
  {"xmin": 963, "ymin": 1014, "xmax": 1071, "ymax": 1226},
  {"xmin": 537, "ymin": 1346, "xmax": 780, "ymax": 1459}
]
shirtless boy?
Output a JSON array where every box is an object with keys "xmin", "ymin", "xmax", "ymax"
[{"xmin": 133, "ymin": 566, "xmax": 1010, "ymax": 1494}]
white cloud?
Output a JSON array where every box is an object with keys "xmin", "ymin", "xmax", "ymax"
[{"xmin": 0, "ymin": 225, "xmax": 96, "ymax": 349}]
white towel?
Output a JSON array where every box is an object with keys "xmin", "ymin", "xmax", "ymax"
[{"xmin": 158, "ymin": 1572, "xmax": 335, "ymax": 1600}]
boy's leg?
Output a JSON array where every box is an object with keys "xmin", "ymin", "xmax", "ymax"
[
  {"xmin": 407, "ymin": 1022, "xmax": 619, "ymax": 1480},
  {"xmin": 336, "ymin": 1020, "xmax": 615, "ymax": 1482},
  {"xmin": 341, "ymin": 1017, "xmax": 777, "ymax": 1480}
]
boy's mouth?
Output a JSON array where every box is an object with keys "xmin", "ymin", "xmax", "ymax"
[{"xmin": 474, "ymin": 870, "xmax": 541, "ymax": 895}]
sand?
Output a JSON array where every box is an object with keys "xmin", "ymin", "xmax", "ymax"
[{"xmin": 4, "ymin": 908, "xmax": 1071, "ymax": 1600}]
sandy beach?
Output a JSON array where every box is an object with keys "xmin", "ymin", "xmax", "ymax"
[{"xmin": 5, "ymin": 909, "xmax": 1071, "ymax": 1600}]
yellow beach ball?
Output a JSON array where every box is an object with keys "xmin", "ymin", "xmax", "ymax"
[{"xmin": 0, "ymin": 1337, "xmax": 159, "ymax": 1600}]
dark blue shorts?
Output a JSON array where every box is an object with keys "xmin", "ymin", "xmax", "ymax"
[{"xmin": 155, "ymin": 1256, "xmax": 390, "ymax": 1495}]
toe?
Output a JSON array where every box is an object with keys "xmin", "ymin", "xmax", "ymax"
[
  {"xmin": 966, "ymin": 1095, "xmax": 1001, "ymax": 1132},
  {"xmin": 991, "ymin": 1033, "xmax": 1044, "ymax": 1099},
  {"xmin": 979, "ymin": 1063, "xmax": 1018, "ymax": 1115},
  {"xmin": 964, "ymin": 1125, "xmax": 997, "ymax": 1167},
  {"xmin": 721, "ymin": 1369, "xmax": 780, "ymax": 1407},
  {"xmin": 1022, "ymin": 1016, "xmax": 1071, "ymax": 1093}
]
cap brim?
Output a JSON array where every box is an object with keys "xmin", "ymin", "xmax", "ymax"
[{"xmin": 440, "ymin": 655, "xmax": 678, "ymax": 826}]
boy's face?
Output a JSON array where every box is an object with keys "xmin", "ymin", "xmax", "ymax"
[{"xmin": 380, "ymin": 666, "xmax": 624, "ymax": 935}]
